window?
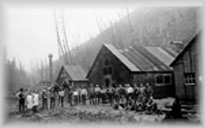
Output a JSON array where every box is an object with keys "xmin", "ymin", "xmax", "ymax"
[
  {"xmin": 103, "ymin": 57, "xmax": 112, "ymax": 75},
  {"xmin": 164, "ymin": 75, "xmax": 171, "ymax": 84},
  {"xmin": 103, "ymin": 66, "xmax": 112, "ymax": 75},
  {"xmin": 104, "ymin": 58, "xmax": 110, "ymax": 66},
  {"xmin": 156, "ymin": 75, "xmax": 163, "ymax": 84},
  {"xmin": 155, "ymin": 74, "xmax": 172, "ymax": 86},
  {"xmin": 184, "ymin": 73, "xmax": 195, "ymax": 86}
]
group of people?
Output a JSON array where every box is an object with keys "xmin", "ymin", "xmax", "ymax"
[
  {"xmin": 16, "ymin": 88, "xmax": 40, "ymax": 114},
  {"xmin": 86, "ymin": 83, "xmax": 157, "ymax": 112},
  {"xmin": 16, "ymin": 85, "xmax": 65, "ymax": 114},
  {"xmin": 16, "ymin": 82, "xmax": 157, "ymax": 114},
  {"xmin": 65, "ymin": 82, "xmax": 157, "ymax": 113}
]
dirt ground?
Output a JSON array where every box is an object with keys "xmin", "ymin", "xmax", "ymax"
[{"xmin": 6, "ymin": 97, "xmax": 201, "ymax": 124}]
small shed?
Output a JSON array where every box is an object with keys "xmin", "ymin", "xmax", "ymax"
[
  {"xmin": 56, "ymin": 65, "xmax": 88, "ymax": 89},
  {"xmin": 87, "ymin": 44, "xmax": 177, "ymax": 98},
  {"xmin": 170, "ymin": 31, "xmax": 202, "ymax": 102}
]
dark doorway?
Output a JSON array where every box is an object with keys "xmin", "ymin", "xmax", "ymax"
[{"xmin": 105, "ymin": 78, "xmax": 110, "ymax": 88}]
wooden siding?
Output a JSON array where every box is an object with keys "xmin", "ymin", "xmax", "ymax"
[
  {"xmin": 88, "ymin": 46, "xmax": 175, "ymax": 98},
  {"xmin": 88, "ymin": 47, "xmax": 132, "ymax": 86},
  {"xmin": 172, "ymin": 34, "xmax": 200, "ymax": 102},
  {"xmin": 132, "ymin": 72, "xmax": 174, "ymax": 98}
]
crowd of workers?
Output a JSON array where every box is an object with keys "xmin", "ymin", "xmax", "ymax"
[
  {"xmin": 84, "ymin": 83, "xmax": 157, "ymax": 112},
  {"xmin": 16, "ymin": 82, "xmax": 158, "ymax": 115},
  {"xmin": 16, "ymin": 85, "xmax": 65, "ymax": 114}
]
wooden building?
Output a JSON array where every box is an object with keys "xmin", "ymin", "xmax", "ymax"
[
  {"xmin": 56, "ymin": 65, "xmax": 88, "ymax": 89},
  {"xmin": 87, "ymin": 44, "xmax": 177, "ymax": 98},
  {"xmin": 170, "ymin": 32, "xmax": 202, "ymax": 102}
]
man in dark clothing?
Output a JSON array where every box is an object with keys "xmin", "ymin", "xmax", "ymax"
[
  {"xmin": 42, "ymin": 89, "xmax": 48, "ymax": 110},
  {"xmin": 114, "ymin": 85, "xmax": 120, "ymax": 104},
  {"xmin": 16, "ymin": 88, "xmax": 25, "ymax": 114},
  {"xmin": 100, "ymin": 86, "xmax": 106, "ymax": 104},
  {"xmin": 89, "ymin": 84, "xmax": 94, "ymax": 105},
  {"xmin": 170, "ymin": 96, "xmax": 182, "ymax": 119},
  {"xmin": 67, "ymin": 86, "xmax": 73, "ymax": 106},
  {"xmin": 107, "ymin": 85, "xmax": 114, "ymax": 105},
  {"xmin": 50, "ymin": 89, "xmax": 56, "ymax": 109}
]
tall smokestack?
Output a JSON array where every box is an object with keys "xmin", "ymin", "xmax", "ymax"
[{"xmin": 48, "ymin": 53, "xmax": 53, "ymax": 82}]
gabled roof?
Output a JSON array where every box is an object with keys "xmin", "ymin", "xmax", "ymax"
[
  {"xmin": 87, "ymin": 43, "xmax": 177, "ymax": 78},
  {"xmin": 170, "ymin": 31, "xmax": 202, "ymax": 66},
  {"xmin": 62, "ymin": 65, "xmax": 87, "ymax": 81},
  {"xmin": 104, "ymin": 44, "xmax": 140, "ymax": 72},
  {"xmin": 119, "ymin": 45, "xmax": 176, "ymax": 72}
]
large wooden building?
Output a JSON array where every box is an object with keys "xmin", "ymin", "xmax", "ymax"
[
  {"xmin": 87, "ymin": 44, "xmax": 177, "ymax": 98},
  {"xmin": 56, "ymin": 65, "xmax": 88, "ymax": 89},
  {"xmin": 170, "ymin": 31, "xmax": 202, "ymax": 102}
]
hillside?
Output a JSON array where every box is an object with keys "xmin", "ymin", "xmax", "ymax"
[{"xmin": 53, "ymin": 7, "xmax": 202, "ymax": 78}]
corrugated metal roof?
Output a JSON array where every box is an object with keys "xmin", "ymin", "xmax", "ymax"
[
  {"xmin": 134, "ymin": 46, "xmax": 171, "ymax": 71},
  {"xmin": 104, "ymin": 44, "xmax": 140, "ymax": 72},
  {"xmin": 63, "ymin": 65, "xmax": 87, "ymax": 81},
  {"xmin": 104, "ymin": 44, "xmax": 176, "ymax": 72},
  {"xmin": 145, "ymin": 47, "xmax": 175, "ymax": 66},
  {"xmin": 123, "ymin": 47, "xmax": 158, "ymax": 71}
]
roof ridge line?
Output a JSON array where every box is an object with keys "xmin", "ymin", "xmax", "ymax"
[{"xmin": 104, "ymin": 44, "xmax": 140, "ymax": 72}]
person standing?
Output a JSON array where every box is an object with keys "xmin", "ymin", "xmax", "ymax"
[
  {"xmin": 107, "ymin": 85, "xmax": 114, "ymax": 105},
  {"xmin": 59, "ymin": 88, "xmax": 65, "ymax": 108},
  {"xmin": 139, "ymin": 83, "xmax": 146, "ymax": 97},
  {"xmin": 170, "ymin": 96, "xmax": 182, "ymax": 119},
  {"xmin": 145, "ymin": 83, "xmax": 154, "ymax": 98},
  {"xmin": 50, "ymin": 89, "xmax": 55, "ymax": 109},
  {"xmin": 67, "ymin": 86, "xmax": 73, "ymax": 105},
  {"xmin": 16, "ymin": 88, "xmax": 25, "ymax": 114},
  {"xmin": 89, "ymin": 84, "xmax": 94, "ymax": 105},
  {"xmin": 81, "ymin": 86, "xmax": 87, "ymax": 105},
  {"xmin": 126, "ymin": 84, "xmax": 134, "ymax": 103},
  {"xmin": 42, "ymin": 89, "xmax": 48, "ymax": 110},
  {"xmin": 26, "ymin": 90, "xmax": 33, "ymax": 114},
  {"xmin": 32, "ymin": 90, "xmax": 39, "ymax": 113},
  {"xmin": 114, "ymin": 85, "xmax": 120, "ymax": 104},
  {"xmin": 94, "ymin": 84, "xmax": 100, "ymax": 105},
  {"xmin": 73, "ymin": 89, "xmax": 79, "ymax": 106},
  {"xmin": 78, "ymin": 87, "xmax": 82, "ymax": 104},
  {"xmin": 100, "ymin": 86, "xmax": 106, "ymax": 104}
]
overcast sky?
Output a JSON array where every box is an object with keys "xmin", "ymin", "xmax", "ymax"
[{"xmin": 5, "ymin": 6, "xmax": 136, "ymax": 72}]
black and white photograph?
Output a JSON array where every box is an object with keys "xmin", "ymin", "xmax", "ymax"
[{"xmin": 1, "ymin": 1, "xmax": 203, "ymax": 126}]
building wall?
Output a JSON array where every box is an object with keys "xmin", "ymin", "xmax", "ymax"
[
  {"xmin": 88, "ymin": 46, "xmax": 175, "ymax": 98},
  {"xmin": 56, "ymin": 67, "xmax": 88, "ymax": 90},
  {"xmin": 72, "ymin": 81, "xmax": 88, "ymax": 90},
  {"xmin": 132, "ymin": 72, "xmax": 175, "ymax": 98},
  {"xmin": 172, "ymin": 37, "xmax": 199, "ymax": 102},
  {"xmin": 88, "ymin": 47, "xmax": 133, "ymax": 87}
]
